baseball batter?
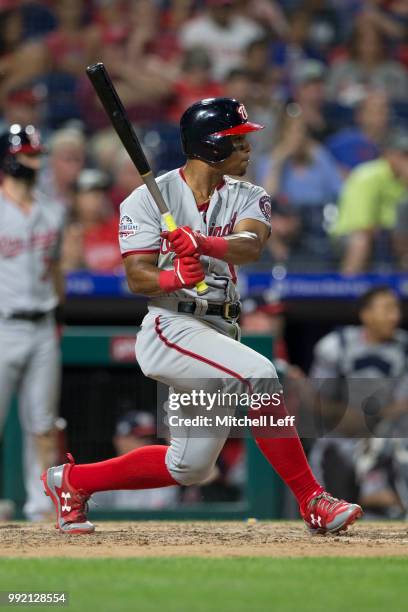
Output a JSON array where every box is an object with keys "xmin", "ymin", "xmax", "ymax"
[
  {"xmin": 42, "ymin": 98, "xmax": 363, "ymax": 535},
  {"xmin": 0, "ymin": 125, "xmax": 65, "ymax": 520}
]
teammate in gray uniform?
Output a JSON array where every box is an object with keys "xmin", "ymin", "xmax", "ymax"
[
  {"xmin": 0, "ymin": 125, "xmax": 65, "ymax": 520},
  {"xmin": 309, "ymin": 285, "xmax": 408, "ymax": 503},
  {"xmin": 42, "ymin": 98, "xmax": 362, "ymax": 536}
]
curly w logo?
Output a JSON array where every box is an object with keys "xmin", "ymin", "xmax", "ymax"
[{"xmin": 237, "ymin": 104, "xmax": 248, "ymax": 120}]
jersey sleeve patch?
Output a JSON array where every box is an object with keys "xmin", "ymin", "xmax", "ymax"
[
  {"xmin": 119, "ymin": 215, "xmax": 140, "ymax": 239},
  {"xmin": 259, "ymin": 195, "xmax": 272, "ymax": 222}
]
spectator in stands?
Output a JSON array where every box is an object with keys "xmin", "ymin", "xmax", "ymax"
[
  {"xmin": 308, "ymin": 285, "xmax": 408, "ymax": 510},
  {"xmin": 163, "ymin": 0, "xmax": 196, "ymax": 33},
  {"xmin": 77, "ymin": 28, "xmax": 128, "ymax": 132},
  {"xmin": 223, "ymin": 66, "xmax": 279, "ymax": 178},
  {"xmin": 333, "ymin": 129, "xmax": 408, "ymax": 274},
  {"xmin": 179, "ymin": 0, "xmax": 264, "ymax": 81},
  {"xmin": 19, "ymin": 0, "xmax": 56, "ymax": 41},
  {"xmin": 0, "ymin": 83, "xmax": 44, "ymax": 133},
  {"xmin": 42, "ymin": 0, "xmax": 96, "ymax": 79},
  {"xmin": 36, "ymin": 1, "xmax": 101, "ymax": 127},
  {"xmin": 167, "ymin": 47, "xmax": 224, "ymax": 124},
  {"xmin": 38, "ymin": 127, "xmax": 86, "ymax": 210},
  {"xmin": 391, "ymin": 0, "xmax": 408, "ymax": 70},
  {"xmin": 237, "ymin": 39, "xmax": 282, "ymax": 168},
  {"xmin": 327, "ymin": 20, "xmax": 408, "ymax": 105},
  {"xmin": 356, "ymin": 0, "xmax": 407, "ymax": 46},
  {"xmin": 244, "ymin": 37, "xmax": 273, "ymax": 84},
  {"xmin": 77, "ymin": 9, "xmax": 173, "ymax": 132},
  {"xmin": 326, "ymin": 90, "xmax": 390, "ymax": 173},
  {"xmin": 270, "ymin": 8, "xmax": 324, "ymax": 94},
  {"xmin": 89, "ymin": 0, "xmax": 130, "ymax": 40},
  {"xmin": 62, "ymin": 169, "xmax": 122, "ymax": 273},
  {"xmin": 393, "ymin": 196, "xmax": 408, "ymax": 271},
  {"xmin": 94, "ymin": 411, "xmax": 179, "ymax": 509},
  {"xmin": 89, "ymin": 128, "xmax": 121, "ymax": 176},
  {"xmin": 223, "ymin": 67, "xmax": 252, "ymax": 104},
  {"xmin": 291, "ymin": 59, "xmax": 336, "ymax": 142},
  {"xmin": 258, "ymin": 105, "xmax": 343, "ymax": 270},
  {"xmin": 127, "ymin": 0, "xmax": 181, "ymax": 64},
  {"xmin": 237, "ymin": 0, "xmax": 288, "ymax": 38},
  {"xmin": 110, "ymin": 149, "xmax": 144, "ymax": 211},
  {"xmin": 303, "ymin": 0, "xmax": 341, "ymax": 58},
  {"xmin": 0, "ymin": 2, "xmax": 45, "ymax": 108},
  {"xmin": 88, "ymin": 0, "xmax": 181, "ymax": 67}
]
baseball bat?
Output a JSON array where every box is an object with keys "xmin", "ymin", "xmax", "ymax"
[{"xmin": 86, "ymin": 62, "xmax": 208, "ymax": 296}]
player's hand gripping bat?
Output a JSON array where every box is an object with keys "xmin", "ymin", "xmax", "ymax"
[{"xmin": 86, "ymin": 62, "xmax": 208, "ymax": 296}]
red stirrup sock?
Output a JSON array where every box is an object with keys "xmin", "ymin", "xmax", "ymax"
[
  {"xmin": 69, "ymin": 445, "xmax": 177, "ymax": 494},
  {"xmin": 255, "ymin": 437, "xmax": 323, "ymax": 509},
  {"xmin": 250, "ymin": 396, "xmax": 323, "ymax": 508}
]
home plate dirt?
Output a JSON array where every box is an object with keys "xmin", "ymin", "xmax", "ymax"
[{"xmin": 0, "ymin": 522, "xmax": 407, "ymax": 558}]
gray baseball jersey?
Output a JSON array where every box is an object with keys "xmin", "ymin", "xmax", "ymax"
[
  {"xmin": 0, "ymin": 187, "xmax": 64, "ymax": 520},
  {"xmin": 0, "ymin": 189, "xmax": 64, "ymax": 316},
  {"xmin": 119, "ymin": 168, "xmax": 271, "ymax": 304}
]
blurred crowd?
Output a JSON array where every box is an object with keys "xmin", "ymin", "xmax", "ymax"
[{"xmin": 0, "ymin": 0, "xmax": 408, "ymax": 274}]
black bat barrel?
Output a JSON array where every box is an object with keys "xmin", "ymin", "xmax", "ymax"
[{"xmin": 86, "ymin": 62, "xmax": 151, "ymax": 177}]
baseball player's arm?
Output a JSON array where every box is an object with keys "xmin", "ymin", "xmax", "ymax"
[
  {"xmin": 162, "ymin": 219, "xmax": 269, "ymax": 265},
  {"xmin": 222, "ymin": 219, "xmax": 270, "ymax": 264},
  {"xmin": 123, "ymin": 253, "xmax": 162, "ymax": 296},
  {"xmin": 123, "ymin": 253, "xmax": 205, "ymax": 296}
]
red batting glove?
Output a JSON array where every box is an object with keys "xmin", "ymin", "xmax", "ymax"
[
  {"xmin": 158, "ymin": 255, "xmax": 205, "ymax": 293},
  {"xmin": 161, "ymin": 226, "xmax": 228, "ymax": 260}
]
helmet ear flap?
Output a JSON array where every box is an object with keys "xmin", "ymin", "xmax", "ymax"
[
  {"xmin": 204, "ymin": 134, "xmax": 234, "ymax": 163},
  {"xmin": 183, "ymin": 135, "xmax": 233, "ymax": 163}
]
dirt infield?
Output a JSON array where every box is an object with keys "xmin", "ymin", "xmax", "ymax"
[{"xmin": 0, "ymin": 521, "xmax": 408, "ymax": 558}]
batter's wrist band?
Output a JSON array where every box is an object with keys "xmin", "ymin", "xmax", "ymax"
[
  {"xmin": 158, "ymin": 269, "xmax": 181, "ymax": 293},
  {"xmin": 203, "ymin": 236, "xmax": 228, "ymax": 260}
]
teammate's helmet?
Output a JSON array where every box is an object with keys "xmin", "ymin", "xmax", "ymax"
[
  {"xmin": 0, "ymin": 124, "xmax": 43, "ymax": 180},
  {"xmin": 180, "ymin": 98, "xmax": 263, "ymax": 164}
]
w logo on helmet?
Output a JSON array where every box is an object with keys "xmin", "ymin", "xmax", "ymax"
[
  {"xmin": 237, "ymin": 104, "xmax": 248, "ymax": 121},
  {"xmin": 180, "ymin": 98, "xmax": 262, "ymax": 163}
]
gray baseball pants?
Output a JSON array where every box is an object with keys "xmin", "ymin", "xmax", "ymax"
[{"xmin": 136, "ymin": 307, "xmax": 280, "ymax": 486}]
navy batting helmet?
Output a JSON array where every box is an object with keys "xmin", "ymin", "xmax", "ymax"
[
  {"xmin": 180, "ymin": 98, "xmax": 263, "ymax": 164},
  {"xmin": 0, "ymin": 124, "xmax": 43, "ymax": 180}
]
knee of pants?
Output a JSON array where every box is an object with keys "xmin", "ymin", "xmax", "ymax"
[
  {"xmin": 166, "ymin": 448, "xmax": 216, "ymax": 486},
  {"xmin": 137, "ymin": 353, "xmax": 160, "ymax": 382}
]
